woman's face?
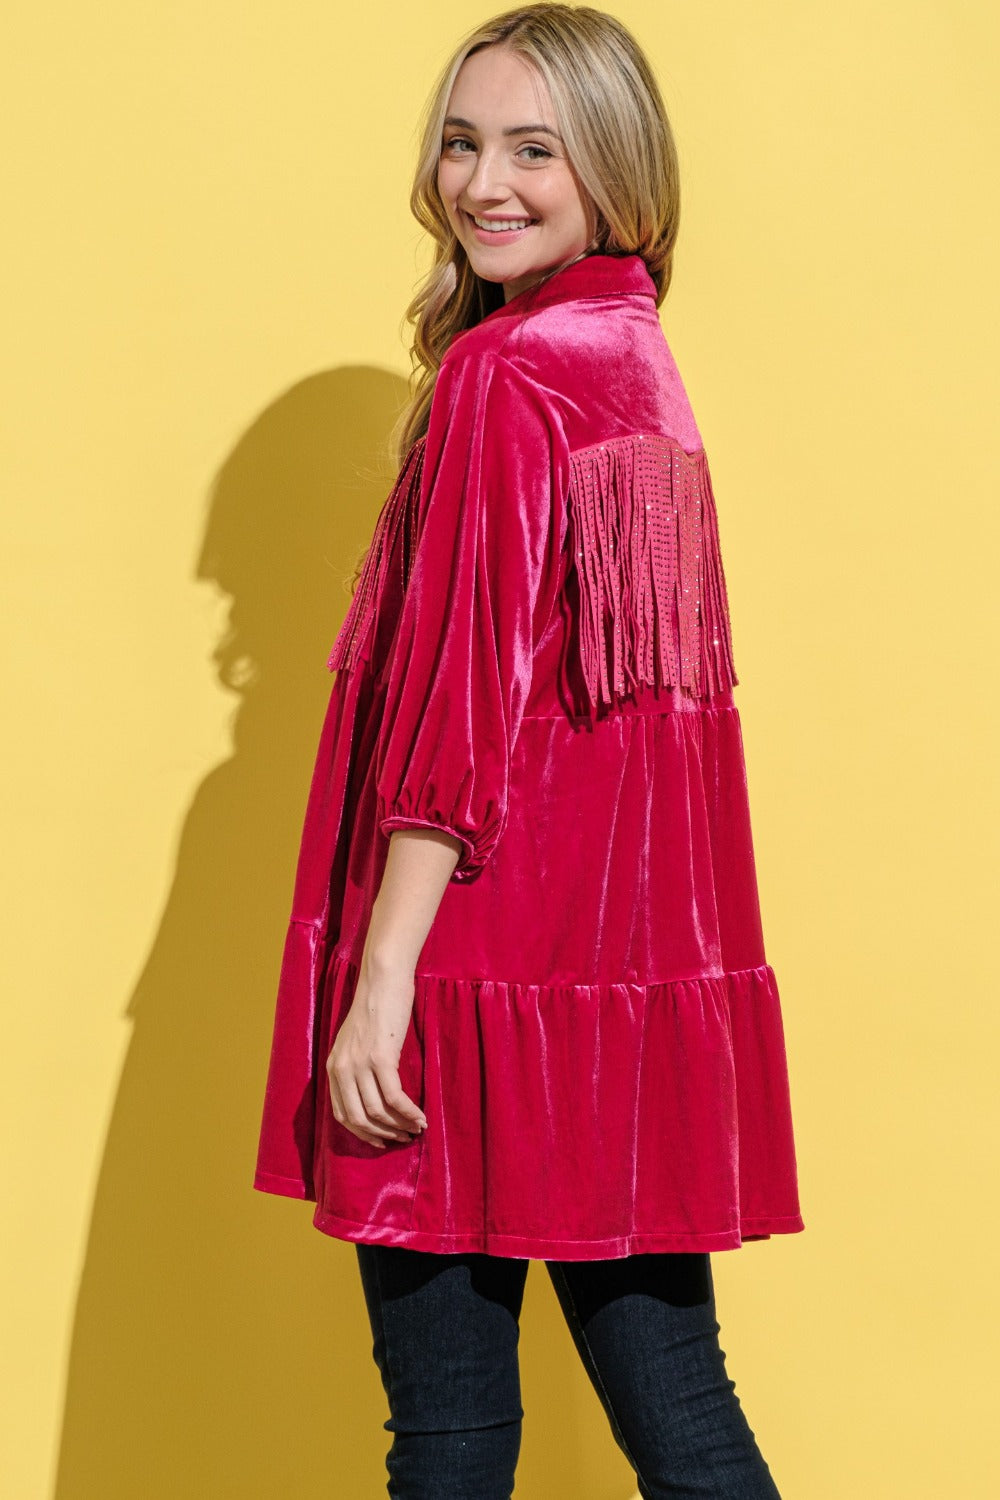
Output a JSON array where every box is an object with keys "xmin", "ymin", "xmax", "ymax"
[{"xmin": 437, "ymin": 45, "xmax": 597, "ymax": 302}]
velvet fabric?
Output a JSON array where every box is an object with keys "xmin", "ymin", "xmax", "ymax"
[{"xmin": 253, "ymin": 252, "xmax": 805, "ymax": 1258}]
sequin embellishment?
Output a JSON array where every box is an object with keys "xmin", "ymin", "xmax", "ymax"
[
  {"xmin": 567, "ymin": 433, "xmax": 738, "ymax": 711},
  {"xmin": 327, "ymin": 437, "xmax": 426, "ymax": 673}
]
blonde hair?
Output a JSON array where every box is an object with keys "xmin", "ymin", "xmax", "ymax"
[{"xmin": 391, "ymin": 3, "xmax": 681, "ymax": 466}]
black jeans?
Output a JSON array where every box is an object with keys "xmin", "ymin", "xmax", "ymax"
[{"xmin": 355, "ymin": 1244, "xmax": 782, "ymax": 1499}]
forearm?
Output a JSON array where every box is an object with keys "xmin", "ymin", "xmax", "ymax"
[{"xmin": 362, "ymin": 827, "xmax": 462, "ymax": 979}]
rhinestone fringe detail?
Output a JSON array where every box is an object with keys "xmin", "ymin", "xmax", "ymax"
[
  {"xmin": 568, "ymin": 433, "xmax": 738, "ymax": 711},
  {"xmin": 327, "ymin": 438, "xmax": 426, "ymax": 673}
]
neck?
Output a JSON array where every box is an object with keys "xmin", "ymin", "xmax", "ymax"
[{"xmin": 501, "ymin": 248, "xmax": 595, "ymax": 304}]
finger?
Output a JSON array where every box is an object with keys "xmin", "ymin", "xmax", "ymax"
[
  {"xmin": 356, "ymin": 1073, "xmax": 420, "ymax": 1140},
  {"xmin": 327, "ymin": 1065, "xmax": 344, "ymax": 1123},
  {"xmin": 334, "ymin": 1075, "xmax": 390, "ymax": 1148},
  {"xmin": 343, "ymin": 1073, "xmax": 420, "ymax": 1146},
  {"xmin": 328, "ymin": 1056, "xmax": 419, "ymax": 1146},
  {"xmin": 328, "ymin": 1058, "xmax": 387, "ymax": 1147},
  {"xmin": 373, "ymin": 1064, "xmax": 428, "ymax": 1130}
]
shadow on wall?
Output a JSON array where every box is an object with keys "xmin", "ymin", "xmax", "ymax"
[{"xmin": 52, "ymin": 366, "xmax": 636, "ymax": 1500}]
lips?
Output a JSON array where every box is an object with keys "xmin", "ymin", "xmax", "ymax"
[{"xmin": 464, "ymin": 210, "xmax": 540, "ymax": 245}]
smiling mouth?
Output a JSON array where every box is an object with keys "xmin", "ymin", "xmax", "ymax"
[{"xmin": 467, "ymin": 212, "xmax": 539, "ymax": 232}]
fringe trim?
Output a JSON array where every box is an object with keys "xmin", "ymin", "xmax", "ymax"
[
  {"xmin": 327, "ymin": 439, "xmax": 425, "ymax": 673},
  {"xmin": 567, "ymin": 433, "xmax": 738, "ymax": 712}
]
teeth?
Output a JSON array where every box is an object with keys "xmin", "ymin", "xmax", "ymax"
[{"xmin": 473, "ymin": 216, "xmax": 534, "ymax": 231}]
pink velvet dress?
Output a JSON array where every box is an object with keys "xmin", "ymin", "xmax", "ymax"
[{"xmin": 253, "ymin": 252, "xmax": 805, "ymax": 1258}]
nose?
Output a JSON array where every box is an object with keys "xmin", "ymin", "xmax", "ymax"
[{"xmin": 462, "ymin": 144, "xmax": 515, "ymax": 206}]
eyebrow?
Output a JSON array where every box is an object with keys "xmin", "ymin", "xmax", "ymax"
[{"xmin": 443, "ymin": 115, "xmax": 564, "ymax": 142}]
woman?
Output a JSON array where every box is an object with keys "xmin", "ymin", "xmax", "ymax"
[{"xmin": 254, "ymin": 5, "xmax": 804, "ymax": 1495}]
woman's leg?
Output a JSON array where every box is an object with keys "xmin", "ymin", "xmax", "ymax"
[
  {"xmin": 355, "ymin": 1243, "xmax": 530, "ymax": 1500},
  {"xmin": 545, "ymin": 1252, "xmax": 782, "ymax": 1500}
]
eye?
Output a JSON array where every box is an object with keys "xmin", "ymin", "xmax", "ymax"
[
  {"xmin": 518, "ymin": 145, "xmax": 552, "ymax": 163},
  {"xmin": 442, "ymin": 135, "xmax": 475, "ymax": 154}
]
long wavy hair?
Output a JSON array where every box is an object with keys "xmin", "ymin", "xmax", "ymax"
[
  {"xmin": 392, "ymin": 3, "xmax": 681, "ymax": 465},
  {"xmin": 345, "ymin": 5, "xmax": 681, "ymax": 595}
]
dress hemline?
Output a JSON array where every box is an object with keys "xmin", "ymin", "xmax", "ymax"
[
  {"xmin": 252, "ymin": 1171, "xmax": 805, "ymax": 1257},
  {"xmin": 309, "ymin": 1205, "xmax": 805, "ymax": 1260}
]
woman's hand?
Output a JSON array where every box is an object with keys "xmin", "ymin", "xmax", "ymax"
[
  {"xmin": 327, "ymin": 957, "xmax": 428, "ymax": 1149},
  {"xmin": 327, "ymin": 826, "xmax": 460, "ymax": 1148}
]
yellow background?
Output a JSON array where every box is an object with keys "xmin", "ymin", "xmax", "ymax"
[{"xmin": 4, "ymin": 3, "xmax": 998, "ymax": 1496}]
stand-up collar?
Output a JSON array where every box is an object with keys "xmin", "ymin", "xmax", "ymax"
[{"xmin": 484, "ymin": 252, "xmax": 657, "ymax": 323}]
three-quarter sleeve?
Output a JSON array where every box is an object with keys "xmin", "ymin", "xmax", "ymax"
[{"xmin": 374, "ymin": 346, "xmax": 567, "ymax": 882}]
